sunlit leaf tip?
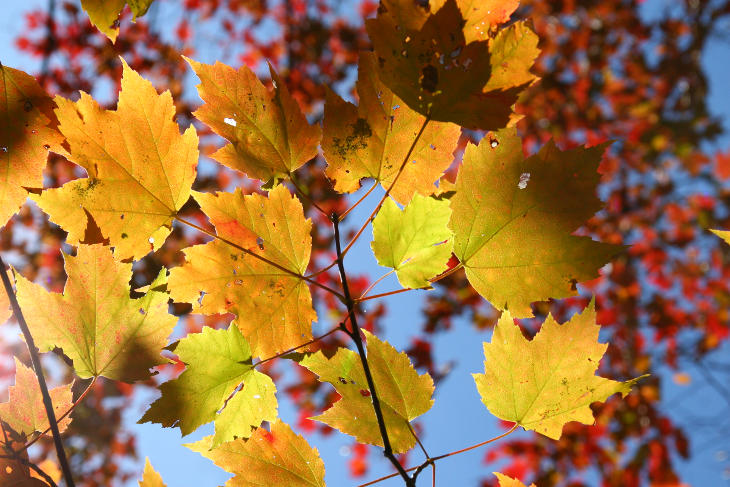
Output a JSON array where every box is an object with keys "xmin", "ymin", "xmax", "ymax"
[
  {"xmin": 474, "ymin": 300, "xmax": 647, "ymax": 439},
  {"xmin": 138, "ymin": 458, "xmax": 166, "ymax": 487}
]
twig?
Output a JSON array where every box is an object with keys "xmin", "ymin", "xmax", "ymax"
[
  {"xmin": 332, "ymin": 214, "xmax": 414, "ymax": 486},
  {"xmin": 17, "ymin": 377, "xmax": 97, "ymax": 454},
  {"xmin": 39, "ymin": 0, "xmax": 56, "ymax": 82},
  {"xmin": 254, "ymin": 326, "xmax": 340, "ymax": 368},
  {"xmin": 339, "ymin": 181, "xmax": 378, "ymax": 222},
  {"xmin": 289, "ymin": 171, "xmax": 328, "ymax": 217},
  {"xmin": 339, "ymin": 116, "xmax": 431, "ymax": 260},
  {"xmin": 176, "ymin": 216, "xmax": 345, "ymax": 301},
  {"xmin": 358, "ymin": 424, "xmax": 519, "ymax": 487},
  {"xmin": 356, "ymin": 263, "xmax": 463, "ymax": 303},
  {"xmin": 0, "ymin": 258, "xmax": 75, "ymax": 487}
]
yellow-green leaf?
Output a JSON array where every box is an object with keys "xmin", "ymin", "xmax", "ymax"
[
  {"xmin": 323, "ymin": 52, "xmax": 460, "ymax": 203},
  {"xmin": 168, "ymin": 185, "xmax": 316, "ymax": 358},
  {"xmin": 449, "ymin": 128, "xmax": 622, "ymax": 318},
  {"xmin": 140, "ymin": 325, "xmax": 277, "ymax": 447},
  {"xmin": 371, "ymin": 194, "xmax": 453, "ymax": 288},
  {"xmin": 711, "ymin": 229, "xmax": 730, "ymax": 245},
  {"xmin": 473, "ymin": 302, "xmax": 645, "ymax": 439},
  {"xmin": 298, "ymin": 330, "xmax": 433, "ymax": 453},
  {"xmin": 15, "ymin": 244, "xmax": 176, "ymax": 382},
  {"xmin": 187, "ymin": 421, "xmax": 325, "ymax": 487},
  {"xmin": 80, "ymin": 0, "xmax": 155, "ymax": 42},
  {"xmin": 0, "ymin": 358, "xmax": 73, "ymax": 438},
  {"xmin": 138, "ymin": 458, "xmax": 166, "ymax": 487},
  {"xmin": 0, "ymin": 64, "xmax": 64, "ymax": 228},
  {"xmin": 31, "ymin": 60, "xmax": 198, "ymax": 261},
  {"xmin": 365, "ymin": 0, "xmax": 538, "ymax": 130},
  {"xmin": 186, "ymin": 57, "xmax": 320, "ymax": 184}
]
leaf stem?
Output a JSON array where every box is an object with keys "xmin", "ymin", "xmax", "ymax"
[
  {"xmin": 17, "ymin": 377, "xmax": 97, "ymax": 454},
  {"xmin": 0, "ymin": 257, "xmax": 75, "ymax": 487},
  {"xmin": 332, "ymin": 213, "xmax": 414, "ymax": 487},
  {"xmin": 355, "ymin": 263, "xmax": 463, "ymax": 303},
  {"xmin": 358, "ymin": 269, "xmax": 396, "ymax": 300},
  {"xmin": 288, "ymin": 171, "xmax": 328, "ymax": 217},
  {"xmin": 339, "ymin": 115, "xmax": 431, "ymax": 261},
  {"xmin": 176, "ymin": 216, "xmax": 345, "ymax": 301},
  {"xmin": 338, "ymin": 181, "xmax": 378, "ymax": 222},
  {"xmin": 357, "ymin": 424, "xmax": 518, "ymax": 487},
  {"xmin": 254, "ymin": 326, "xmax": 340, "ymax": 368}
]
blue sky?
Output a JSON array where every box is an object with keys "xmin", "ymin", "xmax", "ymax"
[{"xmin": 1, "ymin": 1, "xmax": 730, "ymax": 486}]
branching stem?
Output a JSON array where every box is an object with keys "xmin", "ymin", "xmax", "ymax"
[
  {"xmin": 254, "ymin": 326, "xmax": 340, "ymax": 368},
  {"xmin": 332, "ymin": 214, "xmax": 414, "ymax": 486},
  {"xmin": 0, "ymin": 257, "xmax": 75, "ymax": 487}
]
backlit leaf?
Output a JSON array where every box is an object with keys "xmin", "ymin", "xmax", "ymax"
[
  {"xmin": 168, "ymin": 185, "xmax": 316, "ymax": 358},
  {"xmin": 80, "ymin": 0, "xmax": 155, "ymax": 42},
  {"xmin": 298, "ymin": 330, "xmax": 433, "ymax": 453},
  {"xmin": 187, "ymin": 57, "xmax": 320, "ymax": 185},
  {"xmin": 31, "ymin": 60, "xmax": 198, "ymax": 261},
  {"xmin": 0, "ymin": 64, "xmax": 64, "ymax": 228},
  {"xmin": 449, "ymin": 128, "xmax": 621, "ymax": 317},
  {"xmin": 494, "ymin": 472, "xmax": 535, "ymax": 487},
  {"xmin": 365, "ymin": 0, "xmax": 538, "ymax": 130},
  {"xmin": 0, "ymin": 358, "xmax": 73, "ymax": 437},
  {"xmin": 323, "ymin": 52, "xmax": 460, "ymax": 203},
  {"xmin": 473, "ymin": 302, "xmax": 645, "ymax": 439},
  {"xmin": 0, "ymin": 455, "xmax": 49, "ymax": 487},
  {"xmin": 711, "ymin": 229, "xmax": 730, "ymax": 245},
  {"xmin": 187, "ymin": 421, "xmax": 325, "ymax": 487},
  {"xmin": 138, "ymin": 458, "xmax": 166, "ymax": 487},
  {"xmin": 140, "ymin": 325, "xmax": 277, "ymax": 448},
  {"xmin": 15, "ymin": 244, "xmax": 176, "ymax": 382},
  {"xmin": 429, "ymin": 0, "xmax": 520, "ymax": 44},
  {"xmin": 371, "ymin": 194, "xmax": 453, "ymax": 288}
]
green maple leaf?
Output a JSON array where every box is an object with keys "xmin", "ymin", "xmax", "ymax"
[
  {"xmin": 15, "ymin": 244, "xmax": 176, "ymax": 382},
  {"xmin": 473, "ymin": 301, "xmax": 646, "ymax": 439},
  {"xmin": 371, "ymin": 194, "xmax": 453, "ymax": 289},
  {"xmin": 449, "ymin": 128, "xmax": 622, "ymax": 318},
  {"xmin": 140, "ymin": 325, "xmax": 277, "ymax": 448},
  {"xmin": 298, "ymin": 330, "xmax": 433, "ymax": 453},
  {"xmin": 187, "ymin": 421, "xmax": 326, "ymax": 487}
]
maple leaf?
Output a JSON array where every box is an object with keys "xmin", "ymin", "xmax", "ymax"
[
  {"xmin": 0, "ymin": 64, "xmax": 64, "ymax": 228},
  {"xmin": 371, "ymin": 194, "xmax": 453, "ymax": 289},
  {"xmin": 711, "ymin": 229, "xmax": 730, "ymax": 245},
  {"xmin": 493, "ymin": 472, "xmax": 535, "ymax": 487},
  {"xmin": 140, "ymin": 325, "xmax": 277, "ymax": 448},
  {"xmin": 138, "ymin": 458, "xmax": 166, "ymax": 487},
  {"xmin": 365, "ymin": 0, "xmax": 538, "ymax": 130},
  {"xmin": 187, "ymin": 57, "xmax": 320, "ymax": 185},
  {"xmin": 0, "ymin": 455, "xmax": 49, "ymax": 487},
  {"xmin": 168, "ymin": 185, "xmax": 316, "ymax": 358},
  {"xmin": 31, "ymin": 59, "xmax": 198, "ymax": 261},
  {"xmin": 449, "ymin": 128, "xmax": 622, "ymax": 318},
  {"xmin": 322, "ymin": 52, "xmax": 460, "ymax": 204},
  {"xmin": 0, "ymin": 358, "xmax": 73, "ymax": 438},
  {"xmin": 473, "ymin": 301, "xmax": 645, "ymax": 439},
  {"xmin": 80, "ymin": 0, "xmax": 154, "ymax": 42},
  {"xmin": 186, "ymin": 421, "xmax": 325, "ymax": 487},
  {"xmin": 298, "ymin": 330, "xmax": 433, "ymax": 453},
  {"xmin": 14, "ymin": 244, "xmax": 176, "ymax": 382}
]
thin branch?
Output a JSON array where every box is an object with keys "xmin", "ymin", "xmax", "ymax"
[
  {"xmin": 0, "ymin": 454, "xmax": 58, "ymax": 487},
  {"xmin": 304, "ymin": 258, "xmax": 339, "ymax": 279},
  {"xmin": 254, "ymin": 326, "xmax": 340, "ymax": 368},
  {"xmin": 356, "ymin": 263, "xmax": 463, "ymax": 303},
  {"xmin": 339, "ymin": 116, "xmax": 431, "ymax": 260},
  {"xmin": 289, "ymin": 172, "xmax": 328, "ymax": 217},
  {"xmin": 358, "ymin": 424, "xmax": 519, "ymax": 487},
  {"xmin": 176, "ymin": 216, "xmax": 345, "ymax": 301},
  {"xmin": 0, "ymin": 258, "xmax": 75, "ymax": 487},
  {"xmin": 408, "ymin": 422, "xmax": 430, "ymax": 460},
  {"xmin": 332, "ymin": 214, "xmax": 414, "ymax": 486},
  {"xmin": 359, "ymin": 269, "xmax": 396, "ymax": 300},
  {"xmin": 339, "ymin": 181, "xmax": 378, "ymax": 222},
  {"xmin": 17, "ymin": 377, "xmax": 97, "ymax": 454}
]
